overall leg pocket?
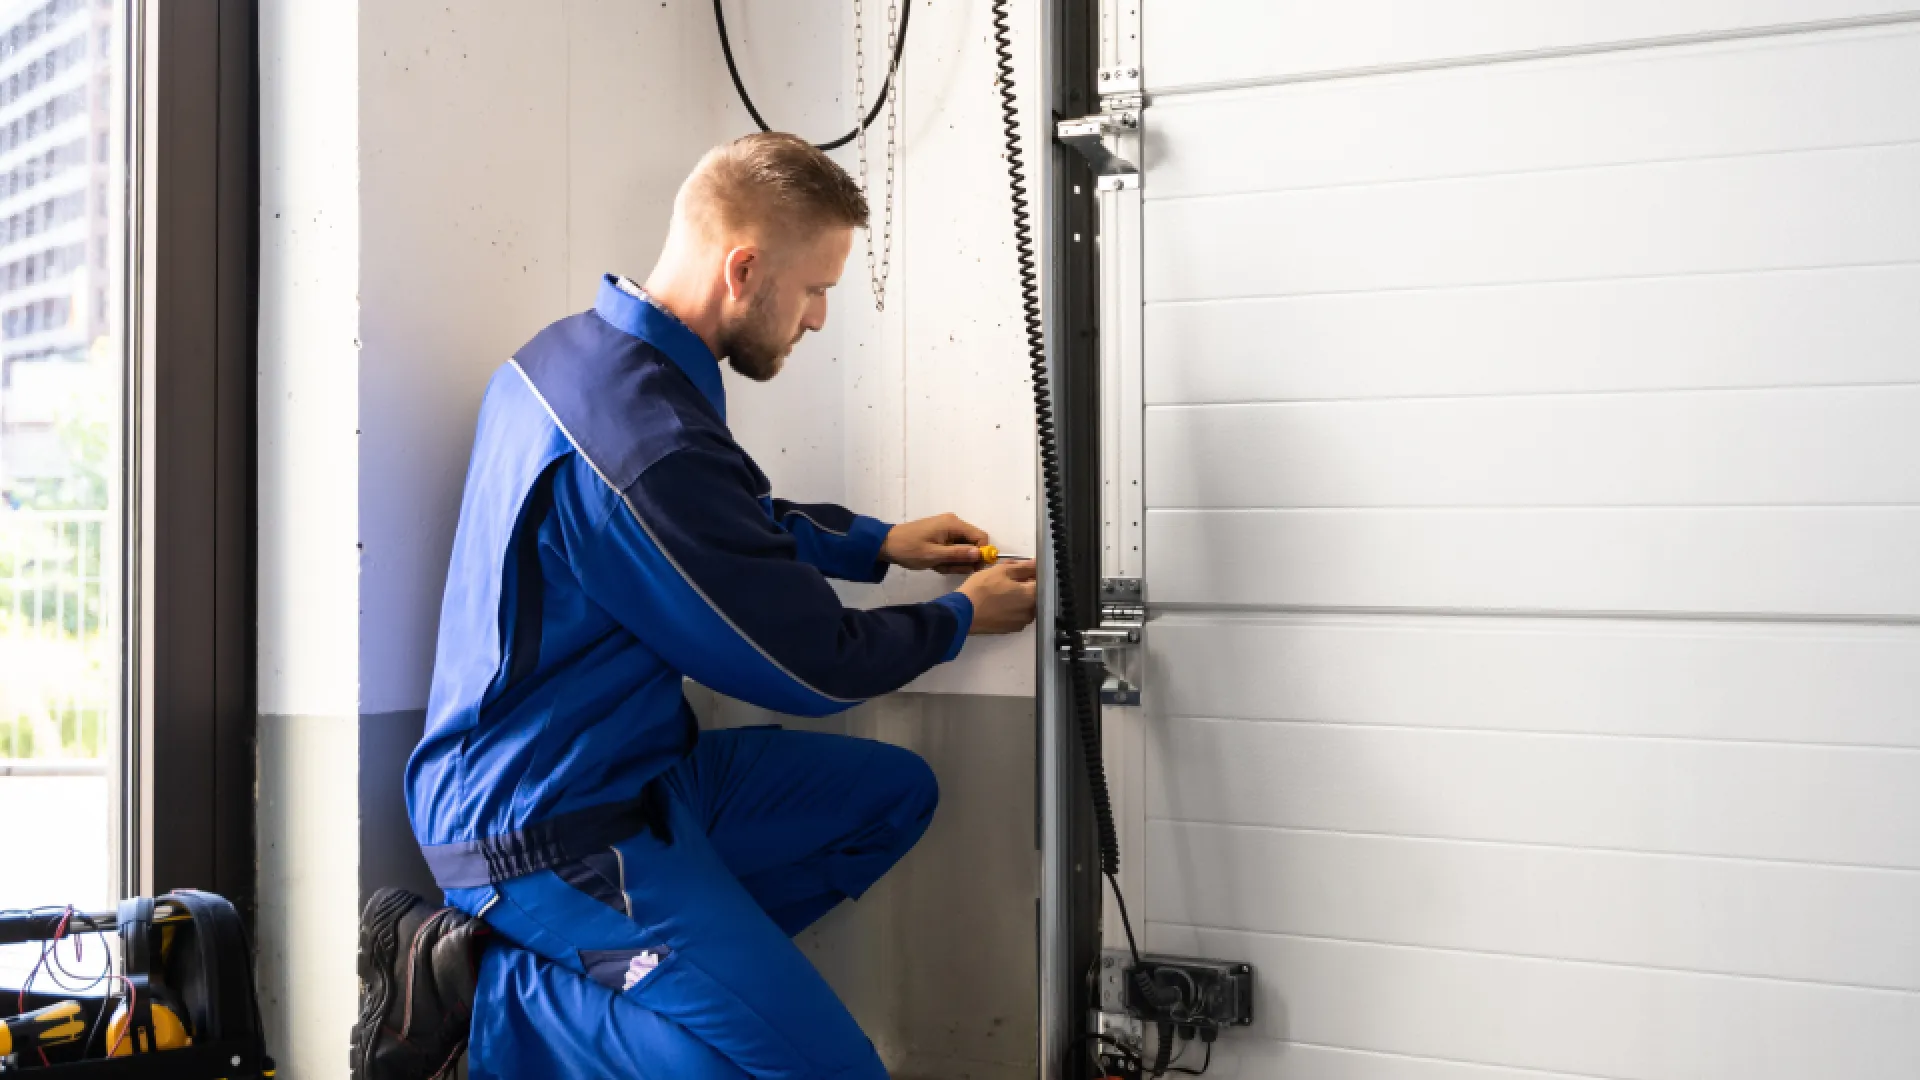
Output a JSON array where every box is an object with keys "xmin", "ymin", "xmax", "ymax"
[{"xmin": 579, "ymin": 944, "xmax": 676, "ymax": 994}]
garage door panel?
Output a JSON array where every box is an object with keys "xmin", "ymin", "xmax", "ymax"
[
  {"xmin": 1145, "ymin": 718, "xmax": 1920, "ymax": 869},
  {"xmin": 1146, "ymin": 387, "xmax": 1920, "ymax": 508},
  {"xmin": 1124, "ymin": 5, "xmax": 1920, "ymax": 1075},
  {"xmin": 1146, "ymin": 926, "xmax": 1920, "ymax": 1080},
  {"xmin": 1146, "ymin": 507, "xmax": 1920, "ymax": 616},
  {"xmin": 1144, "ymin": 265, "xmax": 1920, "ymax": 405},
  {"xmin": 1143, "ymin": 0, "xmax": 1920, "ymax": 91},
  {"xmin": 1148, "ymin": 24, "xmax": 1920, "ymax": 200},
  {"xmin": 1147, "ymin": 615, "xmax": 1920, "ymax": 747},
  {"xmin": 1145, "ymin": 143, "xmax": 1920, "ymax": 304},
  {"xmin": 1147, "ymin": 821, "xmax": 1920, "ymax": 989}
]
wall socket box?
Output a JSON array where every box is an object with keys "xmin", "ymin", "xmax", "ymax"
[{"xmin": 1096, "ymin": 949, "xmax": 1255, "ymax": 1029}]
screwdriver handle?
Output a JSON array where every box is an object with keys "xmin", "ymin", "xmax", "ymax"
[
  {"xmin": 0, "ymin": 998, "xmax": 86, "ymax": 1056},
  {"xmin": 977, "ymin": 545, "xmax": 1032, "ymax": 566}
]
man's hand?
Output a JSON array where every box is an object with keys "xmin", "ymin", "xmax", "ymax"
[
  {"xmin": 957, "ymin": 560, "xmax": 1038, "ymax": 635},
  {"xmin": 882, "ymin": 513, "xmax": 990, "ymax": 573}
]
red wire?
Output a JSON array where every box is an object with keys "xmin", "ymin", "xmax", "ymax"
[
  {"xmin": 107, "ymin": 975, "xmax": 136, "ymax": 1058},
  {"xmin": 16, "ymin": 905, "xmax": 77, "ymax": 1067},
  {"xmin": 14, "ymin": 950, "xmax": 45, "ymax": 1065}
]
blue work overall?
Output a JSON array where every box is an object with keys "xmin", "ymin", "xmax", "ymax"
[{"xmin": 404, "ymin": 276, "xmax": 973, "ymax": 1079}]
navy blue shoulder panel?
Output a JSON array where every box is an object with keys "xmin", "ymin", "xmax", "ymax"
[{"xmin": 513, "ymin": 311, "xmax": 740, "ymax": 493}]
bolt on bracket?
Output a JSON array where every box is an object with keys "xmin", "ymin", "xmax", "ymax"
[{"xmin": 1097, "ymin": 65, "xmax": 1143, "ymax": 94}]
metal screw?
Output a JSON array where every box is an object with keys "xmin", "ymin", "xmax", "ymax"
[
  {"xmin": 1125, "ymin": 67, "xmax": 1139, "ymax": 78},
  {"xmin": 1100, "ymin": 70, "xmax": 1111, "ymax": 81}
]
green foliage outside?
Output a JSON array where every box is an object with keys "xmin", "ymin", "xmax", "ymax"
[{"xmin": 0, "ymin": 354, "xmax": 117, "ymax": 761}]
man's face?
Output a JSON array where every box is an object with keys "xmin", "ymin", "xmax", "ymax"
[{"xmin": 719, "ymin": 225, "xmax": 853, "ymax": 382}]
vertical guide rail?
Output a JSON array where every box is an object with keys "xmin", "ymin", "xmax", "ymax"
[
  {"xmin": 1037, "ymin": 480, "xmax": 1073, "ymax": 1079},
  {"xmin": 1096, "ymin": 0, "xmax": 1148, "ymax": 962},
  {"xmin": 1033, "ymin": 0, "xmax": 1106, "ymax": 1076},
  {"xmin": 1035, "ymin": 0, "xmax": 1074, "ymax": 1064}
]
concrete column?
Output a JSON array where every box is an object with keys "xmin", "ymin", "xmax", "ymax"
[{"xmin": 256, "ymin": 1, "xmax": 363, "ymax": 1074}]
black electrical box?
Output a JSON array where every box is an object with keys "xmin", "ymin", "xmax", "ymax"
[{"xmin": 1097, "ymin": 950, "xmax": 1254, "ymax": 1030}]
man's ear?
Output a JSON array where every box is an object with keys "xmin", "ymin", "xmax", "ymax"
[{"xmin": 723, "ymin": 245, "xmax": 758, "ymax": 302}]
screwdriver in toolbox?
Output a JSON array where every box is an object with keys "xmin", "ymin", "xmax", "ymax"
[{"xmin": 0, "ymin": 999, "xmax": 87, "ymax": 1058}]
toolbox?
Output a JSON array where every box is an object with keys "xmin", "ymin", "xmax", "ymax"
[{"xmin": 0, "ymin": 892, "xmax": 273, "ymax": 1077}]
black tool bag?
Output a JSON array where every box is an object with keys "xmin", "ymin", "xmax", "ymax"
[{"xmin": 0, "ymin": 890, "xmax": 274, "ymax": 1077}]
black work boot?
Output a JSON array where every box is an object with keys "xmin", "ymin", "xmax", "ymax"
[{"xmin": 351, "ymin": 887, "xmax": 487, "ymax": 1080}]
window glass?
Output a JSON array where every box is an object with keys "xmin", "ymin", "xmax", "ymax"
[{"xmin": 0, "ymin": 0, "xmax": 127, "ymax": 985}]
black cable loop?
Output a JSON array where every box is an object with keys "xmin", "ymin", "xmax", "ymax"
[{"xmin": 713, "ymin": 0, "xmax": 913, "ymax": 151}]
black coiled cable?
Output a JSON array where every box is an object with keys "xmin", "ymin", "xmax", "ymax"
[{"xmin": 988, "ymin": 0, "xmax": 1145, "ymax": 971}]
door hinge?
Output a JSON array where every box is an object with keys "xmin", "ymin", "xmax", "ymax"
[
  {"xmin": 1056, "ymin": 68, "xmax": 1145, "ymax": 190},
  {"xmin": 1062, "ymin": 577, "xmax": 1145, "ymax": 705}
]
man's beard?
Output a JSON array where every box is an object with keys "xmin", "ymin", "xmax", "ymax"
[{"xmin": 719, "ymin": 286, "xmax": 800, "ymax": 382}]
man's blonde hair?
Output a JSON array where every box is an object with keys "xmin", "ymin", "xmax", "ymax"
[{"xmin": 679, "ymin": 133, "xmax": 869, "ymax": 242}]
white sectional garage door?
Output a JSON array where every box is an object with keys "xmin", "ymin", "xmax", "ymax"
[{"xmin": 1109, "ymin": 4, "xmax": 1920, "ymax": 1077}]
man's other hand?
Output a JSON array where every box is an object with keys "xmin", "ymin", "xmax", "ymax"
[
  {"xmin": 957, "ymin": 560, "xmax": 1037, "ymax": 635},
  {"xmin": 882, "ymin": 513, "xmax": 991, "ymax": 573}
]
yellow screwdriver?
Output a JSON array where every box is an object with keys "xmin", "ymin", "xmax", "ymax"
[
  {"xmin": 977, "ymin": 545, "xmax": 1033, "ymax": 566},
  {"xmin": 1, "ymin": 999, "xmax": 87, "ymax": 1058}
]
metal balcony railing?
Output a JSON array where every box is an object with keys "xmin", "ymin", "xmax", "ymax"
[{"xmin": 0, "ymin": 508, "xmax": 115, "ymax": 760}]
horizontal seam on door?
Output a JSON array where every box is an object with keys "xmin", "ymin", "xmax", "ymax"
[
  {"xmin": 1147, "ymin": 920, "xmax": 1920, "ymax": 997},
  {"xmin": 1152, "ymin": 714, "xmax": 1920, "ymax": 755},
  {"xmin": 1143, "ymin": 258, "xmax": 1920, "ymax": 308},
  {"xmin": 1144, "ymin": 11, "xmax": 1920, "ymax": 98},
  {"xmin": 1143, "ymin": 380, "xmax": 1920, "ymax": 409},
  {"xmin": 1136, "ymin": 603, "xmax": 1920, "ymax": 627},
  {"xmin": 1144, "ymin": 135, "xmax": 1920, "ymax": 205},
  {"xmin": 1145, "ymin": 818, "xmax": 1920, "ymax": 877},
  {"xmin": 1143, "ymin": 503, "xmax": 1920, "ymax": 512},
  {"xmin": 1214, "ymin": 1033, "xmax": 1641, "ymax": 1080}
]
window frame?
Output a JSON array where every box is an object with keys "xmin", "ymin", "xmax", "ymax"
[{"xmin": 127, "ymin": 0, "xmax": 257, "ymax": 920}]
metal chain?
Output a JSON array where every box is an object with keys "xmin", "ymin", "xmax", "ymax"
[{"xmin": 853, "ymin": 0, "xmax": 899, "ymax": 312}]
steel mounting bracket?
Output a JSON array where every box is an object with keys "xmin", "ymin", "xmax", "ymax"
[
  {"xmin": 1061, "ymin": 577, "xmax": 1145, "ymax": 705},
  {"xmin": 1055, "ymin": 79, "xmax": 1143, "ymax": 191}
]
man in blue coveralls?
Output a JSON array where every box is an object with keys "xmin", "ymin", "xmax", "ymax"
[{"xmin": 350, "ymin": 133, "xmax": 1039, "ymax": 1080}]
